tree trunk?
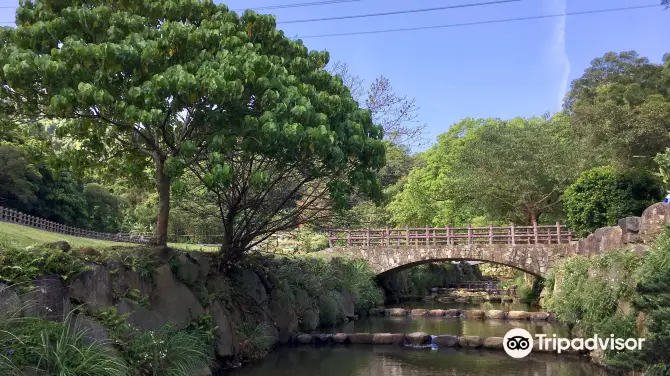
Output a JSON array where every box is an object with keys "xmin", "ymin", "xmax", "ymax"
[
  {"xmin": 529, "ymin": 210, "xmax": 538, "ymax": 225},
  {"xmin": 150, "ymin": 155, "xmax": 170, "ymax": 247}
]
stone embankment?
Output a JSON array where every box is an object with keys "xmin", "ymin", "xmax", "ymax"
[
  {"xmin": 369, "ymin": 308, "xmax": 553, "ymax": 321},
  {"xmin": 287, "ymin": 331, "xmax": 577, "ymax": 355}
]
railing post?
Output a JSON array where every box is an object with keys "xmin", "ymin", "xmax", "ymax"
[
  {"xmin": 445, "ymin": 226, "xmax": 451, "ymax": 245},
  {"xmin": 489, "ymin": 223, "xmax": 493, "ymax": 245},
  {"xmin": 366, "ymin": 228, "xmax": 370, "ymax": 247},
  {"xmin": 533, "ymin": 220, "xmax": 539, "ymax": 244},
  {"xmin": 405, "ymin": 225, "xmax": 410, "ymax": 245},
  {"xmin": 510, "ymin": 223, "xmax": 516, "ymax": 245},
  {"xmin": 556, "ymin": 221, "xmax": 561, "ymax": 244},
  {"xmin": 425, "ymin": 225, "xmax": 429, "ymax": 245},
  {"xmin": 468, "ymin": 223, "xmax": 473, "ymax": 246},
  {"xmin": 346, "ymin": 229, "xmax": 351, "ymax": 247},
  {"xmin": 385, "ymin": 226, "xmax": 389, "ymax": 246}
]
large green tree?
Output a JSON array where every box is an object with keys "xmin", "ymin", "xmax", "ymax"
[
  {"xmin": 0, "ymin": 0, "xmax": 318, "ymax": 246},
  {"xmin": 565, "ymin": 51, "xmax": 670, "ymax": 169}
]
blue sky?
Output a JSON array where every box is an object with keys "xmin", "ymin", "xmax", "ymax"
[{"xmin": 0, "ymin": 0, "xmax": 668, "ymax": 151}]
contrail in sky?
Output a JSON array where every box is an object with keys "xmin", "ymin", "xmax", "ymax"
[{"xmin": 550, "ymin": 0, "xmax": 571, "ymax": 111}]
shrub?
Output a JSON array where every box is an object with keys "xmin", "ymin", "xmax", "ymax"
[
  {"xmin": 563, "ymin": 166, "xmax": 663, "ymax": 237},
  {"xmin": 0, "ymin": 245, "xmax": 86, "ymax": 288}
]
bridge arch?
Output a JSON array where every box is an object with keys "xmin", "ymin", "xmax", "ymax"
[
  {"xmin": 375, "ymin": 258, "xmax": 542, "ymax": 278},
  {"xmin": 317, "ymin": 243, "xmax": 572, "ymax": 277}
]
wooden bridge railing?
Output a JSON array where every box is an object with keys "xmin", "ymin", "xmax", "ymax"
[{"xmin": 327, "ymin": 223, "xmax": 574, "ymax": 247}]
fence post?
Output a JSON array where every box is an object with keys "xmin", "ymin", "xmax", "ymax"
[
  {"xmin": 346, "ymin": 229, "xmax": 351, "ymax": 247},
  {"xmin": 405, "ymin": 225, "xmax": 410, "ymax": 245},
  {"xmin": 445, "ymin": 226, "xmax": 450, "ymax": 245},
  {"xmin": 366, "ymin": 228, "xmax": 370, "ymax": 247},
  {"xmin": 425, "ymin": 225, "xmax": 429, "ymax": 245},
  {"xmin": 489, "ymin": 223, "xmax": 494, "ymax": 245},
  {"xmin": 385, "ymin": 227, "xmax": 390, "ymax": 246},
  {"xmin": 468, "ymin": 223, "xmax": 473, "ymax": 246},
  {"xmin": 533, "ymin": 220, "xmax": 539, "ymax": 244},
  {"xmin": 556, "ymin": 221, "xmax": 561, "ymax": 244},
  {"xmin": 510, "ymin": 223, "xmax": 516, "ymax": 245}
]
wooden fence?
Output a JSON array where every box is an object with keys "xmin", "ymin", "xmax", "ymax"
[
  {"xmin": 0, "ymin": 206, "xmax": 151, "ymax": 244},
  {"xmin": 327, "ymin": 223, "xmax": 574, "ymax": 248}
]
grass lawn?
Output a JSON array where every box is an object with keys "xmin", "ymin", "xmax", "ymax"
[{"xmin": 0, "ymin": 222, "xmax": 218, "ymax": 252}]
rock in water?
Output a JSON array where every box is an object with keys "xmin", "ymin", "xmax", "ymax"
[{"xmin": 405, "ymin": 332, "xmax": 431, "ymax": 346}]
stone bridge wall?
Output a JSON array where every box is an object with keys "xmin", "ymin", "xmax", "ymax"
[{"xmin": 318, "ymin": 203, "xmax": 670, "ymax": 276}]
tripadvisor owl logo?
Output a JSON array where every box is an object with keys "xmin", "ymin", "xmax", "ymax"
[
  {"xmin": 503, "ymin": 328, "xmax": 533, "ymax": 358},
  {"xmin": 503, "ymin": 328, "xmax": 646, "ymax": 359}
]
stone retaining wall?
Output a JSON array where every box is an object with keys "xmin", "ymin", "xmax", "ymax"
[
  {"xmin": 369, "ymin": 308, "xmax": 554, "ymax": 321},
  {"xmin": 288, "ymin": 331, "xmax": 580, "ymax": 355}
]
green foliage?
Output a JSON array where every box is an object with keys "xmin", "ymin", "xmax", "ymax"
[
  {"xmin": 380, "ymin": 262, "xmax": 480, "ymax": 301},
  {"xmin": 234, "ymin": 322, "xmax": 275, "ymax": 360},
  {"xmin": 0, "ymin": 244, "xmax": 86, "ymax": 287},
  {"xmin": 31, "ymin": 312, "xmax": 128, "ymax": 376},
  {"xmin": 83, "ymin": 183, "xmax": 125, "ymax": 233},
  {"xmin": 294, "ymin": 228, "xmax": 329, "ymax": 253},
  {"xmin": 563, "ymin": 166, "xmax": 663, "ymax": 237}
]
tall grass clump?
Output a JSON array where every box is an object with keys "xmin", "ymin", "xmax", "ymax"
[
  {"xmin": 124, "ymin": 325, "xmax": 210, "ymax": 376},
  {"xmin": 31, "ymin": 311, "xmax": 128, "ymax": 376},
  {"xmin": 235, "ymin": 322, "xmax": 275, "ymax": 360}
]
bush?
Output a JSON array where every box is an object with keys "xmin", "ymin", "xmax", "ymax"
[
  {"xmin": 0, "ymin": 245, "xmax": 86, "ymax": 288},
  {"xmin": 563, "ymin": 166, "xmax": 663, "ymax": 237}
]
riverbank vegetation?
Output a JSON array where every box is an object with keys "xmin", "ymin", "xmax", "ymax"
[{"xmin": 544, "ymin": 228, "xmax": 670, "ymax": 374}]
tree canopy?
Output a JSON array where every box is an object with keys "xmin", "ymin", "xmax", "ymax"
[{"xmin": 0, "ymin": 0, "xmax": 385, "ymax": 250}]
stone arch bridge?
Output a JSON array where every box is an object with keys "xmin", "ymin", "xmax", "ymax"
[{"xmin": 317, "ymin": 204, "xmax": 670, "ymax": 276}]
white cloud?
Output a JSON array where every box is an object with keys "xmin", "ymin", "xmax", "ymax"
[{"xmin": 548, "ymin": 0, "xmax": 571, "ymax": 111}]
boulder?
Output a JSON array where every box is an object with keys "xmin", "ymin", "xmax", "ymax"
[
  {"xmin": 43, "ymin": 241, "xmax": 71, "ymax": 252},
  {"xmin": 340, "ymin": 290, "xmax": 355, "ymax": 319},
  {"xmin": 79, "ymin": 247, "xmax": 101, "ymax": 257},
  {"xmin": 211, "ymin": 301, "xmax": 238, "ymax": 357},
  {"xmin": 464, "ymin": 310, "xmax": 485, "ymax": 319},
  {"xmin": 239, "ymin": 269, "xmax": 267, "ymax": 305},
  {"xmin": 619, "ymin": 217, "xmax": 640, "ymax": 244},
  {"xmin": 0, "ymin": 283, "xmax": 21, "ymax": 315},
  {"xmin": 111, "ymin": 266, "xmax": 153, "ymax": 298},
  {"xmin": 115, "ymin": 298, "xmax": 163, "ymax": 331},
  {"xmin": 296, "ymin": 334, "xmax": 312, "ymax": 344},
  {"xmin": 372, "ymin": 333, "xmax": 405, "ymax": 345},
  {"xmin": 530, "ymin": 312, "xmax": 550, "ymax": 321},
  {"xmin": 186, "ymin": 252, "xmax": 211, "ymax": 283},
  {"xmin": 150, "ymin": 265, "xmax": 204, "ymax": 329},
  {"xmin": 444, "ymin": 309, "xmax": 461, "ymax": 317},
  {"xmin": 312, "ymin": 333, "xmax": 332, "ymax": 345},
  {"xmin": 507, "ymin": 311, "xmax": 530, "ymax": 320},
  {"xmin": 411, "ymin": 309, "xmax": 428, "ymax": 317},
  {"xmin": 597, "ymin": 227, "xmax": 623, "ymax": 253},
  {"xmin": 427, "ymin": 309, "xmax": 445, "ymax": 317},
  {"xmin": 67, "ymin": 263, "xmax": 114, "ymax": 310},
  {"xmin": 435, "ymin": 335, "xmax": 459, "ymax": 347},
  {"xmin": 485, "ymin": 310, "xmax": 505, "ymax": 319},
  {"xmin": 502, "ymin": 297, "xmax": 514, "ymax": 303},
  {"xmin": 387, "ymin": 308, "xmax": 407, "ymax": 316},
  {"xmin": 348, "ymin": 333, "xmax": 374, "ymax": 344},
  {"xmin": 639, "ymin": 203, "xmax": 670, "ymax": 242},
  {"xmin": 483, "ymin": 337, "xmax": 504, "ymax": 349},
  {"xmin": 405, "ymin": 332, "xmax": 431, "ymax": 346},
  {"xmin": 25, "ymin": 275, "xmax": 71, "ymax": 321},
  {"xmin": 332, "ymin": 333, "xmax": 349, "ymax": 344},
  {"xmin": 174, "ymin": 254, "xmax": 200, "ymax": 286},
  {"xmin": 488, "ymin": 296, "xmax": 502, "ymax": 303},
  {"xmin": 459, "ymin": 336, "xmax": 483, "ymax": 348},
  {"xmin": 72, "ymin": 315, "xmax": 112, "ymax": 347},
  {"xmin": 269, "ymin": 290, "xmax": 299, "ymax": 344}
]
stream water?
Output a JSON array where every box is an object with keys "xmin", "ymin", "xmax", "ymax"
[{"xmin": 223, "ymin": 302, "xmax": 606, "ymax": 376}]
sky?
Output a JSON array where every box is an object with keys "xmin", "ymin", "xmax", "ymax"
[{"xmin": 0, "ymin": 0, "xmax": 668, "ymax": 151}]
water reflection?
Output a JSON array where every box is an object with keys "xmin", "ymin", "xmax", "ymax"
[
  {"xmin": 225, "ymin": 346, "xmax": 608, "ymax": 376},
  {"xmin": 326, "ymin": 316, "xmax": 570, "ymax": 338},
  {"xmin": 388, "ymin": 300, "xmax": 538, "ymax": 312}
]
